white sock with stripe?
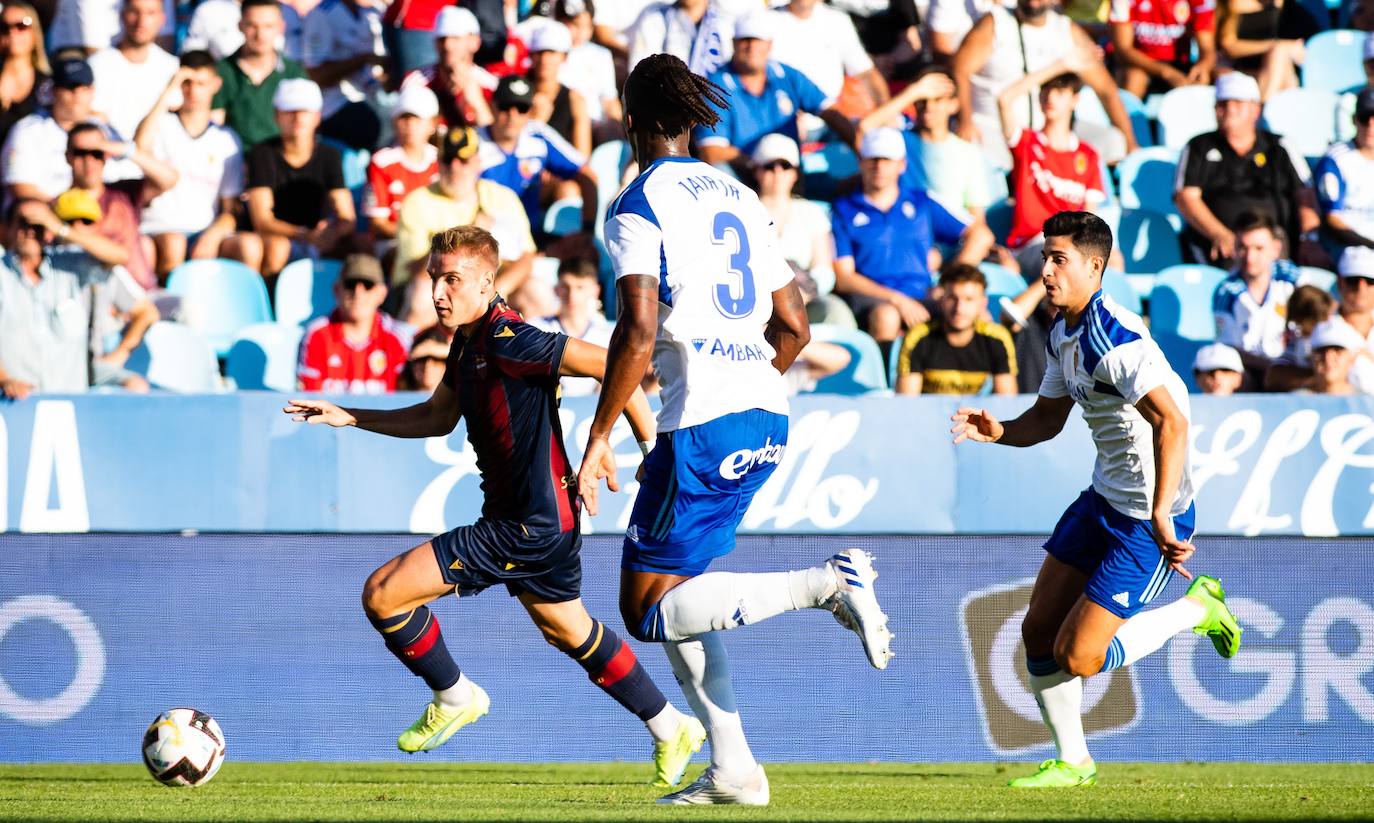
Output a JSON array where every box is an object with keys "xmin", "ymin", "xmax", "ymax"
[
  {"xmin": 664, "ymin": 633, "xmax": 757, "ymax": 777},
  {"xmin": 1029, "ymin": 670, "xmax": 1091, "ymax": 765},
  {"xmin": 657, "ymin": 568, "xmax": 836, "ymax": 642},
  {"xmin": 1102, "ymin": 596, "xmax": 1206, "ymax": 670}
]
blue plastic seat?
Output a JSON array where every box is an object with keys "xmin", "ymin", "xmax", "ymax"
[
  {"xmin": 1156, "ymin": 85, "xmax": 1217, "ymax": 150},
  {"xmin": 1150, "ymin": 264, "xmax": 1228, "ymax": 339},
  {"xmin": 1303, "ymin": 30, "xmax": 1366, "ymax": 94},
  {"xmin": 543, "ymin": 198, "xmax": 583, "ymax": 237},
  {"xmin": 1101, "ymin": 269, "xmax": 1143, "ymax": 315},
  {"xmin": 807, "ymin": 324, "xmax": 890, "ymax": 395},
  {"xmin": 589, "ymin": 139, "xmax": 631, "ymax": 229},
  {"xmin": 166, "ymin": 259, "xmax": 274, "ymax": 357},
  {"xmin": 1117, "ymin": 208, "xmax": 1184, "ymax": 274},
  {"xmin": 1297, "ymin": 265, "xmax": 1338, "ymax": 294},
  {"xmin": 1116, "ymin": 147, "xmax": 1182, "ymax": 226},
  {"xmin": 1263, "ymin": 88, "xmax": 1340, "ymax": 158},
  {"xmin": 1075, "ymin": 87, "xmax": 1155, "ymax": 148},
  {"xmin": 979, "ymin": 261, "xmax": 1027, "ymax": 307},
  {"xmin": 985, "ymin": 199, "xmax": 1013, "ymax": 245},
  {"xmin": 224, "ymin": 322, "xmax": 305, "ymax": 392},
  {"xmin": 274, "ymin": 258, "xmax": 342, "ymax": 327},
  {"xmin": 126, "ymin": 321, "xmax": 222, "ymax": 393}
]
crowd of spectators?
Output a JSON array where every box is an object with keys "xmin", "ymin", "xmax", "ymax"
[{"xmin": 1, "ymin": 0, "xmax": 1373, "ymax": 401}]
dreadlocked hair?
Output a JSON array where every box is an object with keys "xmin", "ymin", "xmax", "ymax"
[{"xmin": 623, "ymin": 53, "xmax": 729, "ymax": 138}]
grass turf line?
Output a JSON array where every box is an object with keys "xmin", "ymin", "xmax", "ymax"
[{"xmin": 3, "ymin": 763, "xmax": 1372, "ymax": 822}]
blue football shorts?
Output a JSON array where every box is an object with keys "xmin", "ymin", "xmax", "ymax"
[
  {"xmin": 1043, "ymin": 487, "xmax": 1197, "ymax": 618},
  {"xmin": 622, "ymin": 409, "xmax": 788, "ymax": 577},
  {"xmin": 430, "ymin": 518, "xmax": 582, "ymax": 603}
]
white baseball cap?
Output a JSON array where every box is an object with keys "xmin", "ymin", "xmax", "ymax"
[
  {"xmin": 1310, "ymin": 319, "xmax": 1366, "ymax": 351},
  {"xmin": 1215, "ymin": 72, "xmax": 1260, "ymax": 103},
  {"xmin": 434, "ymin": 6, "xmax": 480, "ymax": 38},
  {"xmin": 751, "ymin": 133, "xmax": 800, "ymax": 167},
  {"xmin": 528, "ymin": 21, "xmax": 572, "ymax": 53},
  {"xmin": 392, "ymin": 84, "xmax": 439, "ymax": 119},
  {"xmin": 733, "ymin": 12, "xmax": 776, "ymax": 41},
  {"xmin": 1192, "ymin": 343, "xmax": 1243, "ymax": 373},
  {"xmin": 859, "ymin": 128, "xmax": 906, "ymax": 161},
  {"xmin": 1339, "ymin": 245, "xmax": 1374, "ymax": 279},
  {"xmin": 272, "ymin": 78, "xmax": 322, "ymax": 112}
]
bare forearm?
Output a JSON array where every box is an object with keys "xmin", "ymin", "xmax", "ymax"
[
  {"xmin": 347, "ymin": 401, "xmax": 450, "ymax": 438},
  {"xmin": 66, "ymin": 227, "xmax": 130, "ymax": 265},
  {"xmin": 114, "ymin": 302, "xmax": 158, "ymax": 355},
  {"xmin": 1176, "ymin": 191, "xmax": 1226, "ymax": 237},
  {"xmin": 590, "ymin": 320, "xmax": 654, "ymax": 440},
  {"xmin": 1150, "ymin": 414, "xmax": 1187, "ymax": 518},
  {"xmin": 621, "ymin": 387, "xmax": 656, "ymax": 443},
  {"xmin": 996, "ymin": 404, "xmax": 1064, "ymax": 447}
]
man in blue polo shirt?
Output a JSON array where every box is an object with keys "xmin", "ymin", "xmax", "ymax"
[
  {"xmin": 693, "ymin": 12, "xmax": 854, "ymax": 169},
  {"xmin": 831, "ymin": 128, "xmax": 994, "ymax": 354},
  {"xmin": 478, "ymin": 75, "xmax": 598, "ymax": 237}
]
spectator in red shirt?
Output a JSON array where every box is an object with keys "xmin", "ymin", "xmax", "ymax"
[
  {"xmin": 366, "ymin": 84, "xmax": 439, "ymax": 241},
  {"xmin": 400, "ymin": 6, "xmax": 495, "ymax": 129},
  {"xmin": 999, "ymin": 71, "xmax": 1108, "ymax": 276},
  {"xmin": 1109, "ymin": 0, "xmax": 1217, "ymax": 99},
  {"xmin": 297, "ymin": 252, "xmax": 411, "ymax": 393}
]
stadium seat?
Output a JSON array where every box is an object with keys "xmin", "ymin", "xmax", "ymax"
[
  {"xmin": 807, "ymin": 324, "xmax": 890, "ymax": 395},
  {"xmin": 1116, "ymin": 147, "xmax": 1182, "ymax": 226},
  {"xmin": 1156, "ymin": 86, "xmax": 1216, "ymax": 150},
  {"xmin": 589, "ymin": 139, "xmax": 631, "ymax": 223},
  {"xmin": 1263, "ymin": 88, "xmax": 1341, "ymax": 158},
  {"xmin": 1117, "ymin": 208, "xmax": 1184, "ymax": 274},
  {"xmin": 126, "ymin": 321, "xmax": 222, "ymax": 393},
  {"xmin": 166, "ymin": 259, "xmax": 274, "ymax": 357},
  {"xmin": 532, "ymin": 255, "xmax": 560, "ymax": 285},
  {"xmin": 224, "ymin": 323, "xmax": 305, "ymax": 392},
  {"xmin": 1102, "ymin": 269, "xmax": 1144, "ymax": 315},
  {"xmin": 274, "ymin": 258, "xmax": 342, "ymax": 327},
  {"xmin": 985, "ymin": 199, "xmax": 1013, "ymax": 245},
  {"xmin": 544, "ymin": 198, "xmax": 583, "ymax": 237},
  {"xmin": 1302, "ymin": 30, "xmax": 1366, "ymax": 94},
  {"xmin": 979, "ymin": 262, "xmax": 1026, "ymax": 307},
  {"xmin": 1075, "ymin": 87, "xmax": 1155, "ymax": 148},
  {"xmin": 1150, "ymin": 264, "xmax": 1227, "ymax": 339}
]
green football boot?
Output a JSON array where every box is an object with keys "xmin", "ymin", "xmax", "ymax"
[
  {"xmin": 1008, "ymin": 759, "xmax": 1097, "ymax": 788},
  {"xmin": 651, "ymin": 716, "xmax": 707, "ymax": 787},
  {"xmin": 1187, "ymin": 575, "xmax": 1242, "ymax": 659},
  {"xmin": 397, "ymin": 684, "xmax": 491, "ymax": 753}
]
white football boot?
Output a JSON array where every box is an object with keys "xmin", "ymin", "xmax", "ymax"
[
  {"xmin": 824, "ymin": 549, "xmax": 895, "ymax": 669},
  {"xmin": 656, "ymin": 764, "xmax": 770, "ymax": 805}
]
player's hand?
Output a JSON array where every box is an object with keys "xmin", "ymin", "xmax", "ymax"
[
  {"xmin": 950, "ymin": 407, "xmax": 1004, "ymax": 444},
  {"xmin": 577, "ymin": 435, "xmax": 619, "ymax": 516},
  {"xmin": 283, "ymin": 399, "xmax": 356, "ymax": 427},
  {"xmin": 1151, "ymin": 513, "xmax": 1195, "ymax": 580}
]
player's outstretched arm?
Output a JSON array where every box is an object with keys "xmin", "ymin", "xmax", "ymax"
[
  {"xmin": 283, "ymin": 382, "xmax": 461, "ymax": 439},
  {"xmin": 950, "ymin": 394, "xmax": 1074, "ymax": 446},
  {"xmin": 765, "ymin": 280, "xmax": 810, "ymax": 375},
  {"xmin": 1135, "ymin": 385, "xmax": 1195, "ymax": 578}
]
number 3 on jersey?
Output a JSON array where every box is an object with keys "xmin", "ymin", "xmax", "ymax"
[{"xmin": 710, "ymin": 211, "xmax": 757, "ymax": 319}]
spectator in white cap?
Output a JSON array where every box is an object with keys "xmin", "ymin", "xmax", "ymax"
[
  {"xmin": 1331, "ymin": 245, "xmax": 1374, "ymax": 393},
  {"xmin": 693, "ymin": 11, "xmax": 854, "ymax": 172},
  {"xmin": 245, "ymin": 77, "xmax": 356, "ymax": 275},
  {"xmin": 1191, "ymin": 343, "xmax": 1244, "ymax": 395},
  {"xmin": 365, "ymin": 84, "xmax": 439, "ymax": 242},
  {"xmin": 1305, "ymin": 320, "xmax": 1366, "ymax": 395},
  {"xmin": 400, "ymin": 5, "xmax": 495, "ymax": 129},
  {"xmin": 1175, "ymin": 70, "xmax": 1320, "ymax": 268},
  {"xmin": 301, "ymin": 0, "xmax": 385, "ymax": 150},
  {"xmin": 1316, "ymin": 86, "xmax": 1374, "ymax": 258},
  {"xmin": 830, "ymin": 126, "xmax": 994, "ymax": 356},
  {"xmin": 525, "ymin": 21, "xmax": 592, "ymax": 157},
  {"xmin": 549, "ymin": 0, "xmax": 622, "ymax": 138}
]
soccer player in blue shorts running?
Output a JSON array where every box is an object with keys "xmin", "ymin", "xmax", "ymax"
[
  {"xmin": 950, "ymin": 211, "xmax": 1243, "ymax": 788},
  {"xmin": 576, "ymin": 54, "xmax": 894, "ymax": 806},
  {"xmin": 283, "ymin": 225, "xmax": 703, "ymax": 787}
]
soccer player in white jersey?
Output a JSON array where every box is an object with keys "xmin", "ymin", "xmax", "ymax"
[
  {"xmin": 951, "ymin": 211, "xmax": 1243, "ymax": 788},
  {"xmin": 576, "ymin": 53, "xmax": 894, "ymax": 806}
]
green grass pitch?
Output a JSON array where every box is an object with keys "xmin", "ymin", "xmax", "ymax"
[{"xmin": 4, "ymin": 763, "xmax": 1373, "ymax": 822}]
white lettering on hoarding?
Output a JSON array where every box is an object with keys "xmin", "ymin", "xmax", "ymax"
[
  {"xmin": 0, "ymin": 596, "xmax": 105, "ymax": 725},
  {"xmin": 19, "ymin": 401, "xmax": 89, "ymax": 533},
  {"xmin": 1301, "ymin": 415, "xmax": 1374, "ymax": 538},
  {"xmin": 1301, "ymin": 597, "xmax": 1374, "ymax": 723},
  {"xmin": 743, "ymin": 410, "xmax": 879, "ymax": 530}
]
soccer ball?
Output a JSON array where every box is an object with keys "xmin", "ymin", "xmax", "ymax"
[{"xmin": 141, "ymin": 708, "xmax": 226, "ymax": 787}]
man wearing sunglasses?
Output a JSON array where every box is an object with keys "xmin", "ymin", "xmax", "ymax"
[
  {"xmin": 297, "ymin": 252, "xmax": 410, "ymax": 393},
  {"xmin": 1315, "ymin": 86, "xmax": 1374, "ymax": 257}
]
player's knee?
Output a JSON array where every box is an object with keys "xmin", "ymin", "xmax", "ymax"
[
  {"xmin": 1021, "ymin": 613, "xmax": 1057, "ymax": 653},
  {"xmin": 1054, "ymin": 641, "xmax": 1104, "ymax": 678},
  {"xmin": 360, "ymin": 568, "xmax": 392, "ymax": 619},
  {"xmin": 535, "ymin": 621, "xmax": 579, "ymax": 652}
]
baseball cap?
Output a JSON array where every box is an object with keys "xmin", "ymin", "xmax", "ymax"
[
  {"xmin": 860, "ymin": 128, "xmax": 906, "ymax": 161},
  {"xmin": 493, "ymin": 75, "xmax": 535, "ymax": 109},
  {"xmin": 1192, "ymin": 343, "xmax": 1243, "ymax": 374},
  {"xmin": 53, "ymin": 188, "xmax": 102, "ymax": 224},
  {"xmin": 751, "ymin": 133, "xmax": 800, "ymax": 168},
  {"xmin": 433, "ymin": 6, "xmax": 480, "ymax": 38},
  {"xmin": 439, "ymin": 126, "xmax": 481, "ymax": 162},
  {"xmin": 272, "ymin": 78, "xmax": 323, "ymax": 112},
  {"xmin": 1309, "ymin": 319, "xmax": 1366, "ymax": 351},
  {"xmin": 528, "ymin": 21, "xmax": 572, "ymax": 53},
  {"xmin": 1356, "ymin": 85, "xmax": 1374, "ymax": 119},
  {"xmin": 1339, "ymin": 245, "xmax": 1374, "ymax": 279},
  {"xmin": 1215, "ymin": 72, "xmax": 1260, "ymax": 103},
  {"xmin": 733, "ymin": 12, "xmax": 776, "ymax": 41},
  {"xmin": 52, "ymin": 58, "xmax": 94, "ymax": 89},
  {"xmin": 340, "ymin": 253, "xmax": 385, "ymax": 286},
  {"xmin": 392, "ymin": 84, "xmax": 439, "ymax": 119}
]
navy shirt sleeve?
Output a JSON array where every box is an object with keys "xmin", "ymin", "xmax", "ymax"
[{"xmin": 489, "ymin": 319, "xmax": 569, "ymax": 381}]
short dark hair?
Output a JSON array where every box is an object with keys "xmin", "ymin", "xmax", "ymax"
[
  {"xmin": 623, "ymin": 53, "xmax": 727, "ymax": 139},
  {"xmin": 558, "ymin": 256, "xmax": 599, "ymax": 280},
  {"xmin": 240, "ymin": 0, "xmax": 282, "ymax": 14},
  {"xmin": 939, "ymin": 262, "xmax": 987, "ymax": 291},
  {"xmin": 66, "ymin": 121, "xmax": 103, "ymax": 150},
  {"xmin": 1233, "ymin": 209, "xmax": 1282, "ymax": 238},
  {"xmin": 1043, "ymin": 211, "xmax": 1113, "ymax": 268},
  {"xmin": 1287, "ymin": 284, "xmax": 1335, "ymax": 329},
  {"xmin": 179, "ymin": 50, "xmax": 216, "ymax": 70},
  {"xmin": 1041, "ymin": 72, "xmax": 1083, "ymax": 94}
]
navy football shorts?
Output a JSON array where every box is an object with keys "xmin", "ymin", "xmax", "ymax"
[{"xmin": 430, "ymin": 518, "xmax": 582, "ymax": 603}]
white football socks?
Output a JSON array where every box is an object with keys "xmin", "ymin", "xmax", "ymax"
[
  {"xmin": 664, "ymin": 633, "xmax": 758, "ymax": 778},
  {"xmin": 657, "ymin": 567, "xmax": 837, "ymax": 642},
  {"xmin": 1029, "ymin": 670, "xmax": 1090, "ymax": 765},
  {"xmin": 1111, "ymin": 596, "xmax": 1207, "ymax": 668},
  {"xmin": 433, "ymin": 672, "xmax": 475, "ymax": 708},
  {"xmin": 644, "ymin": 702, "xmax": 688, "ymax": 743}
]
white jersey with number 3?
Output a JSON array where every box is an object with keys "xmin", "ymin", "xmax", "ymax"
[{"xmin": 604, "ymin": 157, "xmax": 793, "ymax": 432}]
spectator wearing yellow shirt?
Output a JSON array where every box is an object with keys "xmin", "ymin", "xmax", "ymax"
[{"xmin": 895, "ymin": 263, "xmax": 1018, "ymax": 396}]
